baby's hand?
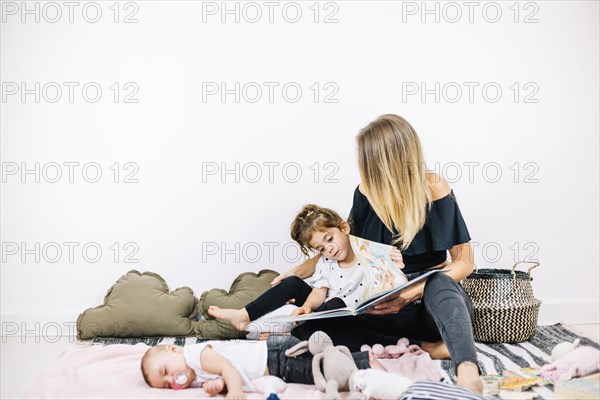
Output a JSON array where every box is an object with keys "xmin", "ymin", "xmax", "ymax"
[
  {"xmin": 226, "ymin": 390, "xmax": 246, "ymax": 400},
  {"xmin": 202, "ymin": 378, "xmax": 225, "ymax": 396},
  {"xmin": 390, "ymin": 248, "xmax": 405, "ymax": 269}
]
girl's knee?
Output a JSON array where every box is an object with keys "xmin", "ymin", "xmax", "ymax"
[{"xmin": 281, "ymin": 275, "xmax": 305, "ymax": 287}]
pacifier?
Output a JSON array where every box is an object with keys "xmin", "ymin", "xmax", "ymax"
[{"xmin": 172, "ymin": 372, "xmax": 188, "ymax": 390}]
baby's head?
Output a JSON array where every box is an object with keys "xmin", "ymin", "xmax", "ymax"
[
  {"xmin": 290, "ymin": 204, "xmax": 352, "ymax": 261},
  {"xmin": 141, "ymin": 344, "xmax": 195, "ymax": 389}
]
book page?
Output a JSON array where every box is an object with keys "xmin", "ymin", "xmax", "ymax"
[
  {"xmin": 265, "ymin": 307, "xmax": 355, "ymax": 323},
  {"xmin": 349, "ymin": 235, "xmax": 408, "ymax": 302},
  {"xmin": 355, "ymin": 269, "xmax": 443, "ymax": 313}
]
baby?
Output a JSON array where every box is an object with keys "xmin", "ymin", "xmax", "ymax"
[{"xmin": 141, "ymin": 334, "xmax": 380, "ymax": 399}]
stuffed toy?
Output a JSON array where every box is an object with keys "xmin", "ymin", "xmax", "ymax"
[
  {"xmin": 540, "ymin": 339, "xmax": 600, "ymax": 382},
  {"xmin": 251, "ymin": 376, "xmax": 287, "ymax": 400},
  {"xmin": 349, "ymin": 369, "xmax": 413, "ymax": 400},
  {"xmin": 360, "ymin": 338, "xmax": 424, "ymax": 359},
  {"xmin": 285, "ymin": 331, "xmax": 414, "ymax": 400},
  {"xmin": 285, "ymin": 331, "xmax": 361, "ymax": 400},
  {"xmin": 551, "ymin": 339, "xmax": 580, "ymax": 361}
]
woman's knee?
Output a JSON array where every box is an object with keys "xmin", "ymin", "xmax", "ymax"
[
  {"xmin": 423, "ymin": 271, "xmax": 457, "ymax": 295},
  {"xmin": 423, "ymin": 272, "xmax": 471, "ymax": 304},
  {"xmin": 423, "ymin": 272, "xmax": 474, "ymax": 319}
]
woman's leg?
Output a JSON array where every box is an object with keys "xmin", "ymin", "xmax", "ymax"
[
  {"xmin": 209, "ymin": 276, "xmax": 312, "ymax": 330},
  {"xmin": 421, "ymin": 272, "xmax": 482, "ymax": 393},
  {"xmin": 421, "ymin": 273, "xmax": 477, "ymax": 368}
]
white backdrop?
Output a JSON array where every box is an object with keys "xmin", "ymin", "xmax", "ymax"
[{"xmin": 1, "ymin": 1, "xmax": 598, "ymax": 336}]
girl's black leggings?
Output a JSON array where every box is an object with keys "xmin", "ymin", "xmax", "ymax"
[
  {"xmin": 245, "ymin": 275, "xmax": 345, "ymax": 321},
  {"xmin": 245, "ymin": 273, "xmax": 478, "ymax": 369}
]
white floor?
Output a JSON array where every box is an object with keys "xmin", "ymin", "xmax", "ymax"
[{"xmin": 1, "ymin": 324, "xmax": 599, "ymax": 400}]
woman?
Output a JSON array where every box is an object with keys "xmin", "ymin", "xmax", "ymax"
[{"xmin": 272, "ymin": 114, "xmax": 483, "ymax": 393}]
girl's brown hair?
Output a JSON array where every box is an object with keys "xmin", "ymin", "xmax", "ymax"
[{"xmin": 290, "ymin": 204, "xmax": 344, "ymax": 258}]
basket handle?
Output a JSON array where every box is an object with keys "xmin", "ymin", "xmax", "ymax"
[{"xmin": 511, "ymin": 260, "xmax": 540, "ymax": 279}]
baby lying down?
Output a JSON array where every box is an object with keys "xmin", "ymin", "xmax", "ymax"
[{"xmin": 140, "ymin": 334, "xmax": 385, "ymax": 400}]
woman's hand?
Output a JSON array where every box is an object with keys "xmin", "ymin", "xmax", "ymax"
[
  {"xmin": 270, "ymin": 270, "xmax": 292, "ymax": 286},
  {"xmin": 271, "ymin": 256, "xmax": 319, "ymax": 286},
  {"xmin": 390, "ymin": 247, "xmax": 405, "ymax": 269},
  {"xmin": 367, "ymin": 282, "xmax": 424, "ymax": 315}
]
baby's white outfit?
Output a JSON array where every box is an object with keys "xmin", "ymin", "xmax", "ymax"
[
  {"xmin": 312, "ymin": 256, "xmax": 365, "ymax": 306},
  {"xmin": 183, "ymin": 341, "xmax": 268, "ymax": 391}
]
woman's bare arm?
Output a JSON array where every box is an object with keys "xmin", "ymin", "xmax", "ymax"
[{"xmin": 270, "ymin": 255, "xmax": 319, "ymax": 285}]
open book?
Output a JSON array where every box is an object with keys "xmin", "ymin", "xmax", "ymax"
[{"xmin": 268, "ymin": 236, "xmax": 444, "ymax": 322}]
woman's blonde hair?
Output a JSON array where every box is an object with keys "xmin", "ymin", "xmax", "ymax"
[
  {"xmin": 290, "ymin": 204, "xmax": 344, "ymax": 258},
  {"xmin": 356, "ymin": 114, "xmax": 432, "ymax": 250}
]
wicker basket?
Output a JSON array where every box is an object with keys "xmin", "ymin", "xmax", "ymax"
[{"xmin": 461, "ymin": 261, "xmax": 541, "ymax": 343}]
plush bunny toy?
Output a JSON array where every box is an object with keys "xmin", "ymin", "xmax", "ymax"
[
  {"xmin": 285, "ymin": 331, "xmax": 414, "ymax": 400},
  {"xmin": 540, "ymin": 339, "xmax": 600, "ymax": 382},
  {"xmin": 285, "ymin": 331, "xmax": 361, "ymax": 400},
  {"xmin": 349, "ymin": 369, "xmax": 413, "ymax": 400}
]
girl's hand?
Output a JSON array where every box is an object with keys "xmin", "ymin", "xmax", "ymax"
[
  {"xmin": 290, "ymin": 306, "xmax": 312, "ymax": 317},
  {"xmin": 290, "ymin": 306, "xmax": 312, "ymax": 327},
  {"xmin": 390, "ymin": 247, "xmax": 405, "ymax": 269},
  {"xmin": 367, "ymin": 283, "xmax": 424, "ymax": 315}
]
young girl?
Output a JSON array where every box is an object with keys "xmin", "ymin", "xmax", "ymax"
[{"xmin": 208, "ymin": 204, "xmax": 404, "ymax": 330}]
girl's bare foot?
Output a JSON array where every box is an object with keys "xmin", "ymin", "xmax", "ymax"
[
  {"xmin": 202, "ymin": 378, "xmax": 225, "ymax": 395},
  {"xmin": 421, "ymin": 340, "xmax": 451, "ymax": 359},
  {"xmin": 456, "ymin": 361, "xmax": 483, "ymax": 394},
  {"xmin": 207, "ymin": 306, "xmax": 250, "ymax": 331}
]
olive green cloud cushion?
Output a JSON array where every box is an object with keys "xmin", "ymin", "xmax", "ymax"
[
  {"xmin": 77, "ymin": 270, "xmax": 199, "ymax": 340},
  {"xmin": 195, "ymin": 269, "xmax": 279, "ymax": 339}
]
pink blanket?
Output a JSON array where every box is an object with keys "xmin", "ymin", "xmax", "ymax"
[
  {"xmin": 26, "ymin": 343, "xmax": 399, "ymax": 399},
  {"xmin": 25, "ymin": 344, "xmax": 329, "ymax": 399},
  {"xmin": 25, "ymin": 343, "xmax": 439, "ymax": 399}
]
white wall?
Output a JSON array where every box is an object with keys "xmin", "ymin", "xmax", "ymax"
[{"xmin": 1, "ymin": 1, "xmax": 598, "ymax": 336}]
